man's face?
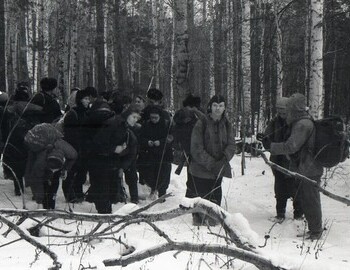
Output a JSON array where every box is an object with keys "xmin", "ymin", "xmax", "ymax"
[
  {"xmin": 148, "ymin": 98, "xmax": 161, "ymax": 106},
  {"xmin": 150, "ymin": 113, "xmax": 160, "ymax": 124},
  {"xmin": 211, "ymin": 102, "xmax": 225, "ymax": 117},
  {"xmin": 135, "ymin": 97, "xmax": 145, "ymax": 110}
]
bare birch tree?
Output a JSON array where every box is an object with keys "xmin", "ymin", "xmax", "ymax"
[
  {"xmin": 308, "ymin": 0, "xmax": 324, "ymax": 119},
  {"xmin": 172, "ymin": 0, "xmax": 189, "ymax": 109}
]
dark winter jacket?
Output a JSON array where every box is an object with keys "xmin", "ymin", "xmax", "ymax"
[
  {"xmin": 93, "ymin": 115, "xmax": 138, "ymax": 170},
  {"xmin": 83, "ymin": 102, "xmax": 115, "ymax": 155},
  {"xmin": 31, "ymin": 91, "xmax": 62, "ymax": 123},
  {"xmin": 63, "ymin": 105, "xmax": 89, "ymax": 153},
  {"xmin": 262, "ymin": 115, "xmax": 290, "ymax": 167},
  {"xmin": 25, "ymin": 138, "xmax": 77, "ymax": 203},
  {"xmin": 173, "ymin": 107, "xmax": 206, "ymax": 155},
  {"xmin": 139, "ymin": 117, "xmax": 173, "ymax": 163},
  {"xmin": 189, "ymin": 115, "xmax": 235, "ymax": 179},
  {"xmin": 2, "ymin": 101, "xmax": 43, "ymax": 159},
  {"xmin": 270, "ymin": 94, "xmax": 323, "ymax": 177}
]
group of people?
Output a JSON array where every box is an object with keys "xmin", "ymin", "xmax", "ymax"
[
  {"xmin": 0, "ymin": 78, "xmax": 323, "ymax": 240},
  {"xmin": 0, "ymin": 77, "xmax": 236, "ymax": 218},
  {"xmin": 258, "ymin": 93, "xmax": 323, "ymax": 240}
]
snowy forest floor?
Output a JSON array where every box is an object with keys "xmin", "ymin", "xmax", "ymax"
[{"xmin": 0, "ymin": 154, "xmax": 349, "ymax": 270}]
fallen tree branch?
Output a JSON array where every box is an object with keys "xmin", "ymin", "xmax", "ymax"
[
  {"xmin": 0, "ymin": 215, "xmax": 62, "ymax": 269},
  {"xmin": 259, "ymin": 151, "xmax": 350, "ymax": 206},
  {"xmin": 103, "ymin": 241, "xmax": 286, "ymax": 270}
]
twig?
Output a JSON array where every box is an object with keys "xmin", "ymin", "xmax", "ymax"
[
  {"xmin": 0, "ymin": 215, "xmax": 62, "ymax": 269},
  {"xmin": 259, "ymin": 151, "xmax": 350, "ymax": 206}
]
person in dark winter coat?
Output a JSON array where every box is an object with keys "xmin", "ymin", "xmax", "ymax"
[
  {"xmin": 138, "ymin": 105, "xmax": 173, "ymax": 200},
  {"xmin": 258, "ymin": 97, "xmax": 303, "ymax": 221},
  {"xmin": 62, "ymin": 89, "xmax": 91, "ymax": 202},
  {"xmin": 31, "ymin": 77, "xmax": 62, "ymax": 123},
  {"xmin": 83, "ymin": 100, "xmax": 116, "ymax": 206},
  {"xmin": 173, "ymin": 94, "xmax": 206, "ymax": 173},
  {"xmin": 2, "ymin": 85, "xmax": 43, "ymax": 196},
  {"xmin": 25, "ymin": 138, "xmax": 77, "ymax": 209},
  {"xmin": 269, "ymin": 93, "xmax": 323, "ymax": 240},
  {"xmin": 186, "ymin": 95, "xmax": 235, "ymax": 226},
  {"xmin": 88, "ymin": 105, "xmax": 138, "ymax": 213}
]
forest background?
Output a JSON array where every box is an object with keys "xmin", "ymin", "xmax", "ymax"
[{"xmin": 0, "ymin": 0, "xmax": 349, "ymax": 135}]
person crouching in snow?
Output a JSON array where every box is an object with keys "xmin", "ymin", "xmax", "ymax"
[
  {"xmin": 186, "ymin": 95, "xmax": 235, "ymax": 226},
  {"xmin": 25, "ymin": 139, "xmax": 77, "ymax": 209}
]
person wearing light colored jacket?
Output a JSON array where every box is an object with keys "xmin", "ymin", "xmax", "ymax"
[{"xmin": 269, "ymin": 93, "xmax": 323, "ymax": 240}]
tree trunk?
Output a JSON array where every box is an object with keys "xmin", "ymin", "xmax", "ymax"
[
  {"xmin": 113, "ymin": 0, "xmax": 124, "ymax": 89},
  {"xmin": 18, "ymin": 2, "xmax": 30, "ymax": 85},
  {"xmin": 241, "ymin": 0, "xmax": 251, "ymax": 135},
  {"xmin": 173, "ymin": 0, "xmax": 189, "ymax": 109},
  {"xmin": 273, "ymin": 0, "xmax": 283, "ymax": 97},
  {"xmin": 308, "ymin": 0, "xmax": 324, "ymax": 119},
  {"xmin": 0, "ymin": 0, "xmax": 6, "ymax": 93},
  {"xmin": 96, "ymin": 0, "xmax": 106, "ymax": 93}
]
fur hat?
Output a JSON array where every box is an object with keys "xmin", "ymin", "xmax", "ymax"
[
  {"xmin": 40, "ymin": 77, "xmax": 57, "ymax": 92},
  {"xmin": 183, "ymin": 94, "xmax": 201, "ymax": 108},
  {"xmin": 75, "ymin": 89, "xmax": 90, "ymax": 106},
  {"xmin": 147, "ymin": 88, "xmax": 163, "ymax": 101},
  {"xmin": 207, "ymin": 94, "xmax": 226, "ymax": 113},
  {"xmin": 47, "ymin": 149, "xmax": 65, "ymax": 170}
]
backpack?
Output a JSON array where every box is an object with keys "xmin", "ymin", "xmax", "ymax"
[
  {"xmin": 312, "ymin": 117, "xmax": 349, "ymax": 168},
  {"xmin": 24, "ymin": 123, "xmax": 63, "ymax": 152}
]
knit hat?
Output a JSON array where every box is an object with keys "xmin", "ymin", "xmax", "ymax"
[
  {"xmin": 147, "ymin": 88, "xmax": 163, "ymax": 101},
  {"xmin": 47, "ymin": 149, "xmax": 65, "ymax": 170},
  {"xmin": 40, "ymin": 77, "xmax": 57, "ymax": 92},
  {"xmin": 286, "ymin": 93, "xmax": 307, "ymax": 113},
  {"xmin": 75, "ymin": 89, "xmax": 90, "ymax": 106},
  {"xmin": 276, "ymin": 97, "xmax": 288, "ymax": 109}
]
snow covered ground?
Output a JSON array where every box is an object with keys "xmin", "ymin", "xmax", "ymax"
[{"xmin": 0, "ymin": 154, "xmax": 349, "ymax": 270}]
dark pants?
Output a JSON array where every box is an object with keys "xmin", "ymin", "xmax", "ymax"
[
  {"xmin": 124, "ymin": 160, "xmax": 139, "ymax": 202},
  {"xmin": 62, "ymin": 157, "xmax": 87, "ymax": 201},
  {"xmin": 144, "ymin": 161, "xmax": 171, "ymax": 197},
  {"xmin": 88, "ymin": 156, "xmax": 125, "ymax": 214},
  {"xmin": 186, "ymin": 173, "xmax": 223, "ymax": 205},
  {"xmin": 273, "ymin": 169, "xmax": 303, "ymax": 217},
  {"xmin": 3, "ymin": 158, "xmax": 26, "ymax": 195},
  {"xmin": 186, "ymin": 173, "xmax": 223, "ymax": 224},
  {"xmin": 299, "ymin": 175, "xmax": 323, "ymax": 233},
  {"xmin": 43, "ymin": 171, "xmax": 60, "ymax": 209}
]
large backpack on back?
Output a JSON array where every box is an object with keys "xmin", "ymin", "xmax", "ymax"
[
  {"xmin": 313, "ymin": 117, "xmax": 349, "ymax": 168},
  {"xmin": 24, "ymin": 123, "xmax": 63, "ymax": 152}
]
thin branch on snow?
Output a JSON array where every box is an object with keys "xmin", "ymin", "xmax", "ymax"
[
  {"xmin": 259, "ymin": 151, "xmax": 350, "ymax": 206},
  {"xmin": 0, "ymin": 215, "xmax": 62, "ymax": 270}
]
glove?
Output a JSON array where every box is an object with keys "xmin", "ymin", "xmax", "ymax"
[
  {"xmin": 148, "ymin": 140, "xmax": 154, "ymax": 147},
  {"xmin": 256, "ymin": 133, "xmax": 265, "ymax": 141}
]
